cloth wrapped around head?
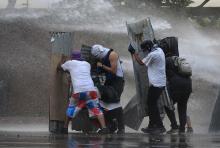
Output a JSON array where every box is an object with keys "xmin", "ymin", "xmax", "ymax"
[
  {"xmin": 140, "ymin": 40, "xmax": 154, "ymax": 51},
  {"xmin": 91, "ymin": 44, "xmax": 110, "ymax": 59},
  {"xmin": 71, "ymin": 50, "xmax": 83, "ymax": 60}
]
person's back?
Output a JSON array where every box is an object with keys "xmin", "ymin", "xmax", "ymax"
[
  {"xmin": 59, "ymin": 51, "xmax": 109, "ymax": 134},
  {"xmin": 166, "ymin": 57, "xmax": 192, "ymax": 98},
  {"xmin": 62, "ymin": 60, "xmax": 95, "ymax": 93},
  {"xmin": 145, "ymin": 47, "xmax": 166, "ymax": 87}
]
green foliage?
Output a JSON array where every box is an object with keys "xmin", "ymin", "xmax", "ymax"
[
  {"xmin": 169, "ymin": 0, "xmax": 194, "ymax": 8},
  {"xmin": 162, "ymin": 0, "xmax": 194, "ymax": 8},
  {"xmin": 194, "ymin": 17, "xmax": 220, "ymax": 28},
  {"xmin": 146, "ymin": 0, "xmax": 194, "ymax": 8}
]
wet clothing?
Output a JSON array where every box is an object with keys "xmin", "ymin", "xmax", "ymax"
[
  {"xmin": 66, "ymin": 91, "xmax": 103, "ymax": 118},
  {"xmin": 166, "ymin": 57, "xmax": 192, "ymax": 93},
  {"xmin": 142, "ymin": 46, "xmax": 166, "ymax": 87},
  {"xmin": 61, "ymin": 60, "xmax": 96, "ymax": 93},
  {"xmin": 141, "ymin": 46, "xmax": 166, "ymax": 129},
  {"xmin": 99, "ymin": 49, "xmax": 125, "ymax": 103},
  {"xmin": 165, "ymin": 92, "xmax": 190, "ymax": 131},
  {"xmin": 102, "ymin": 49, "xmax": 124, "ymax": 80},
  {"xmin": 62, "ymin": 60, "xmax": 103, "ymax": 120},
  {"xmin": 99, "ymin": 49, "xmax": 125, "ymax": 131},
  {"xmin": 91, "ymin": 44, "xmax": 110, "ymax": 59},
  {"xmin": 103, "ymin": 107, "xmax": 124, "ymax": 133},
  {"xmin": 165, "ymin": 57, "xmax": 192, "ymax": 132},
  {"xmin": 99, "ymin": 100, "xmax": 123, "ymax": 132},
  {"xmin": 148, "ymin": 86, "xmax": 165, "ymax": 128}
]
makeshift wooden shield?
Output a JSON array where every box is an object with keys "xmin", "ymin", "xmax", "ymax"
[
  {"xmin": 49, "ymin": 32, "xmax": 73, "ymax": 133},
  {"xmin": 124, "ymin": 18, "xmax": 154, "ymax": 130}
]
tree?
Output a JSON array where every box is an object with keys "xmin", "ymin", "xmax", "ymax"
[
  {"xmin": 7, "ymin": 0, "xmax": 16, "ymax": 9},
  {"xmin": 165, "ymin": 0, "xmax": 194, "ymax": 8},
  {"xmin": 146, "ymin": 0, "xmax": 194, "ymax": 8}
]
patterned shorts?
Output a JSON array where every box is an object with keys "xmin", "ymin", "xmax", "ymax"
[{"xmin": 66, "ymin": 91, "xmax": 103, "ymax": 118}]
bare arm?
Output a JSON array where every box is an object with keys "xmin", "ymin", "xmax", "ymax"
[
  {"xmin": 57, "ymin": 54, "xmax": 70, "ymax": 73},
  {"xmin": 97, "ymin": 51, "xmax": 118, "ymax": 74},
  {"xmin": 132, "ymin": 53, "xmax": 145, "ymax": 65}
]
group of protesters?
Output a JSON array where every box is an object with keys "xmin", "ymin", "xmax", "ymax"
[
  {"xmin": 57, "ymin": 39, "xmax": 193, "ymax": 135},
  {"xmin": 57, "ymin": 44, "xmax": 125, "ymax": 134}
]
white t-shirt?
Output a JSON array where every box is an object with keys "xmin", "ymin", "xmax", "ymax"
[
  {"xmin": 142, "ymin": 47, "xmax": 166, "ymax": 87},
  {"xmin": 116, "ymin": 59, "xmax": 124, "ymax": 78},
  {"xmin": 61, "ymin": 60, "xmax": 96, "ymax": 93}
]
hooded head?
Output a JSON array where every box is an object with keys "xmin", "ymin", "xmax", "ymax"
[
  {"xmin": 140, "ymin": 40, "xmax": 154, "ymax": 52},
  {"xmin": 91, "ymin": 44, "xmax": 110, "ymax": 59},
  {"xmin": 71, "ymin": 50, "xmax": 83, "ymax": 61}
]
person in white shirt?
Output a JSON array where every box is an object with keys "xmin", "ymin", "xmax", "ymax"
[
  {"xmin": 128, "ymin": 40, "xmax": 166, "ymax": 134},
  {"xmin": 57, "ymin": 50, "xmax": 109, "ymax": 134}
]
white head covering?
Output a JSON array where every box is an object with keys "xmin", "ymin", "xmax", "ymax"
[{"xmin": 91, "ymin": 44, "xmax": 110, "ymax": 59}]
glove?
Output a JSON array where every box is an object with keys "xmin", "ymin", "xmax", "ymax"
[{"xmin": 128, "ymin": 44, "xmax": 135, "ymax": 54}]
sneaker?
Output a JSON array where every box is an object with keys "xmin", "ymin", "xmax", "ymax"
[
  {"xmin": 167, "ymin": 128, "xmax": 179, "ymax": 134},
  {"xmin": 151, "ymin": 127, "xmax": 166, "ymax": 134},
  {"xmin": 98, "ymin": 128, "xmax": 110, "ymax": 134},
  {"xmin": 117, "ymin": 129, "xmax": 125, "ymax": 135},
  {"xmin": 187, "ymin": 127, "xmax": 193, "ymax": 133},
  {"xmin": 141, "ymin": 127, "xmax": 155, "ymax": 134}
]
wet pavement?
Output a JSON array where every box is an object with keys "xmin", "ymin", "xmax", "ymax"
[{"xmin": 0, "ymin": 132, "xmax": 220, "ymax": 148}]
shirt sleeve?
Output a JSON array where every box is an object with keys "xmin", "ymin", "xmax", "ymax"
[
  {"xmin": 142, "ymin": 53, "xmax": 153, "ymax": 66},
  {"xmin": 61, "ymin": 61, "xmax": 71, "ymax": 71}
]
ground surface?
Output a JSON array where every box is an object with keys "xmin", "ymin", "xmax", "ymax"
[
  {"xmin": 0, "ymin": 117, "xmax": 220, "ymax": 148},
  {"xmin": 1, "ymin": 132, "xmax": 220, "ymax": 148}
]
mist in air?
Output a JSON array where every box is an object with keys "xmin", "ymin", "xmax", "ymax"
[{"xmin": 0, "ymin": 0, "xmax": 220, "ymax": 133}]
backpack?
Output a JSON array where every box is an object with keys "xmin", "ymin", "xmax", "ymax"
[{"xmin": 171, "ymin": 56, "xmax": 192, "ymax": 77}]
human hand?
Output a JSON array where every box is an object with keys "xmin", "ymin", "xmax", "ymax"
[
  {"xmin": 97, "ymin": 62, "xmax": 103, "ymax": 68},
  {"xmin": 128, "ymin": 44, "xmax": 135, "ymax": 54}
]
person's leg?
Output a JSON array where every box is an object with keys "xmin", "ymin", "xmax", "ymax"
[
  {"xmin": 110, "ymin": 107, "xmax": 125, "ymax": 134},
  {"xmin": 164, "ymin": 106, "xmax": 178, "ymax": 129},
  {"xmin": 111, "ymin": 79, "xmax": 125, "ymax": 133},
  {"xmin": 186, "ymin": 115, "xmax": 193, "ymax": 133},
  {"xmin": 64, "ymin": 116, "xmax": 71, "ymax": 129},
  {"xmin": 186, "ymin": 115, "xmax": 192, "ymax": 128},
  {"xmin": 96, "ymin": 114, "xmax": 106, "ymax": 128},
  {"xmin": 116, "ymin": 107, "xmax": 125, "ymax": 132},
  {"xmin": 63, "ymin": 96, "xmax": 79, "ymax": 133},
  {"xmin": 103, "ymin": 110, "xmax": 117, "ymax": 133},
  {"xmin": 86, "ymin": 91, "xmax": 108, "ymax": 134},
  {"xmin": 177, "ymin": 93, "xmax": 189, "ymax": 133},
  {"xmin": 64, "ymin": 101, "xmax": 71, "ymax": 130},
  {"xmin": 147, "ymin": 86, "xmax": 165, "ymax": 128}
]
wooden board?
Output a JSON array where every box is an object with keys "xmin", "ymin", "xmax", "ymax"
[{"xmin": 49, "ymin": 32, "xmax": 73, "ymax": 124}]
